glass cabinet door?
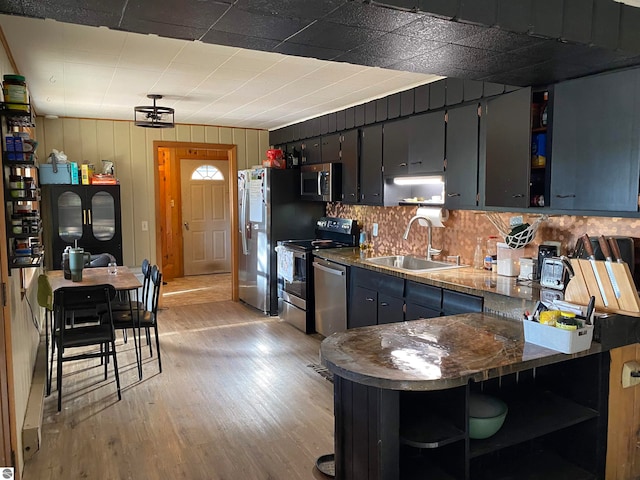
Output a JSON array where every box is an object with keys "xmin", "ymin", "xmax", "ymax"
[
  {"xmin": 90, "ymin": 191, "xmax": 116, "ymax": 241},
  {"xmin": 57, "ymin": 191, "xmax": 83, "ymax": 243}
]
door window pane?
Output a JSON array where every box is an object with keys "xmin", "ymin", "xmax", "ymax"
[{"xmin": 192, "ymin": 165, "xmax": 224, "ymax": 180}]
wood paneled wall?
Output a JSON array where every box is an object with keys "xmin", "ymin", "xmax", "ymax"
[
  {"xmin": 607, "ymin": 344, "xmax": 640, "ymax": 479},
  {"xmin": 0, "ymin": 32, "xmax": 39, "ymax": 477},
  {"xmin": 35, "ymin": 118, "xmax": 269, "ymax": 267}
]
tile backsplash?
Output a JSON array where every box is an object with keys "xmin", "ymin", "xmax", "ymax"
[{"xmin": 328, "ymin": 204, "xmax": 640, "ymax": 264}]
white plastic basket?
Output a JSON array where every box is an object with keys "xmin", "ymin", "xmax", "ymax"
[{"xmin": 523, "ymin": 320, "xmax": 593, "ymax": 354}]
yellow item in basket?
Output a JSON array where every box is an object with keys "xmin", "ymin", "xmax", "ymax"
[{"xmin": 539, "ymin": 310, "xmax": 560, "ymax": 325}]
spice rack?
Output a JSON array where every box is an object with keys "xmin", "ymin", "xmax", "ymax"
[{"xmin": 1, "ymin": 101, "xmax": 43, "ymax": 270}]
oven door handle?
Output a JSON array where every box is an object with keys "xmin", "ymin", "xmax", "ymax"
[{"xmin": 313, "ymin": 262, "xmax": 345, "ymax": 276}]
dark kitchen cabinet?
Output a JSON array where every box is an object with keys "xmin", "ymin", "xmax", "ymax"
[
  {"xmin": 302, "ymin": 136, "xmax": 322, "ymax": 165},
  {"xmin": 349, "ymin": 267, "xmax": 404, "ymax": 327},
  {"xmin": 349, "ymin": 285, "xmax": 378, "ymax": 328},
  {"xmin": 383, "ymin": 118, "xmax": 410, "ymax": 177},
  {"xmin": 42, "ymin": 184, "xmax": 123, "ymax": 270},
  {"xmin": 408, "ymin": 111, "xmax": 445, "ymax": 174},
  {"xmin": 445, "ymin": 103, "xmax": 480, "ymax": 209},
  {"xmin": 360, "ymin": 124, "xmax": 383, "ymax": 205},
  {"xmin": 442, "ymin": 289, "xmax": 483, "ymax": 315},
  {"xmin": 340, "ymin": 129, "xmax": 359, "ymax": 204},
  {"xmin": 481, "ymin": 88, "xmax": 531, "ymax": 208},
  {"xmin": 321, "ymin": 133, "xmax": 341, "ymax": 164},
  {"xmin": 550, "ymin": 68, "xmax": 640, "ymax": 212},
  {"xmin": 349, "ymin": 269, "xmax": 484, "ymax": 328},
  {"xmin": 405, "ymin": 281, "xmax": 441, "ymax": 320}
]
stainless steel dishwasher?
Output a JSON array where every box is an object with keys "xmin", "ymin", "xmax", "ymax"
[{"xmin": 313, "ymin": 257, "xmax": 348, "ymax": 337}]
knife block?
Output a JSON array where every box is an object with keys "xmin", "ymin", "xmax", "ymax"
[{"xmin": 565, "ymin": 258, "xmax": 640, "ymax": 317}]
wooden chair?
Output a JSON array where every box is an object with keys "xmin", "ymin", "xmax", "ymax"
[{"xmin": 53, "ymin": 284, "xmax": 121, "ymax": 411}]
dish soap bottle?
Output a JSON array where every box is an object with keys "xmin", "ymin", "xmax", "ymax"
[{"xmin": 473, "ymin": 237, "xmax": 484, "ymax": 270}]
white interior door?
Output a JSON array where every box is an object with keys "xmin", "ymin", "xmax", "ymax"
[{"xmin": 180, "ymin": 159, "xmax": 230, "ymax": 275}]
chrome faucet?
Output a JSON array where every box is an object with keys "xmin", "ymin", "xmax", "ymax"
[{"xmin": 403, "ymin": 214, "xmax": 442, "ymax": 261}]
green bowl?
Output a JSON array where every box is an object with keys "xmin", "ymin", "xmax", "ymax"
[{"xmin": 468, "ymin": 393, "xmax": 508, "ymax": 440}]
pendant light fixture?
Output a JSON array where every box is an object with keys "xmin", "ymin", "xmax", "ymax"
[{"xmin": 134, "ymin": 94, "xmax": 175, "ymax": 128}]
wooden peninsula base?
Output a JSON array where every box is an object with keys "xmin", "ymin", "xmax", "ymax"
[{"xmin": 321, "ymin": 313, "xmax": 610, "ymax": 480}]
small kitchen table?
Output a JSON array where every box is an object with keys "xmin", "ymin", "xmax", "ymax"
[{"xmin": 47, "ymin": 266, "xmax": 144, "ymax": 381}]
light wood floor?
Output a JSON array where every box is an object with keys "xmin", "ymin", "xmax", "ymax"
[
  {"xmin": 24, "ymin": 300, "xmax": 334, "ymax": 480},
  {"xmin": 161, "ymin": 273, "xmax": 232, "ymax": 308}
]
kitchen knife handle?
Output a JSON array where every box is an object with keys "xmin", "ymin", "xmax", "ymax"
[
  {"xmin": 581, "ymin": 234, "xmax": 595, "ymax": 259},
  {"xmin": 598, "ymin": 235, "xmax": 613, "ymax": 261},
  {"xmin": 609, "ymin": 237, "xmax": 624, "ymax": 263}
]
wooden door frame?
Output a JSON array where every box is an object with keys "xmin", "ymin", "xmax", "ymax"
[{"xmin": 153, "ymin": 141, "xmax": 239, "ymax": 301}]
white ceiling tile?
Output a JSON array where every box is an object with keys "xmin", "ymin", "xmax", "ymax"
[{"xmin": 0, "ymin": 14, "xmax": 441, "ymax": 130}]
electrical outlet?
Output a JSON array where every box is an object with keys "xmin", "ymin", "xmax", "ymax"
[
  {"xmin": 141, "ymin": 221, "xmax": 148, "ymax": 232},
  {"xmin": 372, "ymin": 223, "xmax": 379, "ymax": 237},
  {"xmin": 622, "ymin": 361, "xmax": 640, "ymax": 388}
]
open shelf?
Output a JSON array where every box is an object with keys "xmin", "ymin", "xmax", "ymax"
[
  {"xmin": 470, "ymin": 389, "xmax": 598, "ymax": 458},
  {"xmin": 400, "ymin": 412, "xmax": 465, "ymax": 449},
  {"xmin": 10, "ymin": 254, "xmax": 43, "ymax": 268},
  {"xmin": 402, "ymin": 454, "xmax": 459, "ymax": 480},
  {"xmin": 473, "ymin": 448, "xmax": 595, "ymax": 480}
]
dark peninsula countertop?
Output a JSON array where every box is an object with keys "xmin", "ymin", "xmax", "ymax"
[{"xmin": 320, "ymin": 312, "xmax": 601, "ymax": 391}]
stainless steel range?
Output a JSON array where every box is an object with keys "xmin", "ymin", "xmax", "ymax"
[{"xmin": 276, "ymin": 217, "xmax": 358, "ymax": 333}]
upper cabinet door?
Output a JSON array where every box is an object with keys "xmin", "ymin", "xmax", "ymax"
[
  {"xmin": 445, "ymin": 104, "xmax": 479, "ymax": 209},
  {"xmin": 482, "ymin": 88, "xmax": 531, "ymax": 208},
  {"xmin": 382, "ymin": 118, "xmax": 409, "ymax": 176},
  {"xmin": 408, "ymin": 111, "xmax": 445, "ymax": 174},
  {"xmin": 321, "ymin": 133, "xmax": 341, "ymax": 164},
  {"xmin": 360, "ymin": 124, "xmax": 383, "ymax": 205},
  {"xmin": 551, "ymin": 69, "xmax": 640, "ymax": 212},
  {"xmin": 302, "ymin": 136, "xmax": 322, "ymax": 165},
  {"xmin": 340, "ymin": 129, "xmax": 359, "ymax": 204}
]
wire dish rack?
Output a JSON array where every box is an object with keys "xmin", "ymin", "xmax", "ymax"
[{"xmin": 485, "ymin": 212, "xmax": 548, "ymax": 249}]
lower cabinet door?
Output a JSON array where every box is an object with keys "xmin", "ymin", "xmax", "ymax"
[
  {"xmin": 405, "ymin": 302, "xmax": 441, "ymax": 321},
  {"xmin": 349, "ymin": 285, "xmax": 378, "ymax": 328},
  {"xmin": 377, "ymin": 294, "xmax": 404, "ymax": 324}
]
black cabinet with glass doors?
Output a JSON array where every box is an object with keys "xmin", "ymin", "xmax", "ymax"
[{"xmin": 42, "ymin": 184, "xmax": 122, "ymax": 270}]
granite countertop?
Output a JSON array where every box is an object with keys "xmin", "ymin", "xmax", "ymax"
[
  {"xmin": 320, "ymin": 312, "xmax": 601, "ymax": 391},
  {"xmin": 313, "ymin": 247, "xmax": 541, "ymax": 303}
]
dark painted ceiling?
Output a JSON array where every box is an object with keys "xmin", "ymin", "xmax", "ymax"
[{"xmin": 2, "ymin": 0, "xmax": 640, "ymax": 87}]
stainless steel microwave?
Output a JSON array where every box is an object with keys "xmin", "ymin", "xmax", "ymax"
[{"xmin": 300, "ymin": 163, "xmax": 341, "ymax": 202}]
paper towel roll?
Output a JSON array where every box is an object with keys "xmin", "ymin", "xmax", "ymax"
[{"xmin": 415, "ymin": 207, "xmax": 449, "ymax": 227}]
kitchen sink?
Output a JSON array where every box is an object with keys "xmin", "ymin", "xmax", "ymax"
[{"xmin": 364, "ymin": 255, "xmax": 466, "ymax": 273}]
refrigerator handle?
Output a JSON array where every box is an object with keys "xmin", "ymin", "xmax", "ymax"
[{"xmin": 241, "ymin": 181, "xmax": 249, "ymax": 255}]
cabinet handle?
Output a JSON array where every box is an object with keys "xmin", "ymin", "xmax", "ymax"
[
  {"xmin": 555, "ymin": 194, "xmax": 576, "ymax": 198},
  {"xmin": 512, "ymin": 193, "xmax": 525, "ymax": 198},
  {"xmin": 372, "ymin": 193, "xmax": 380, "ymax": 197},
  {"xmin": 380, "ymin": 302, "xmax": 389, "ymax": 307},
  {"xmin": 83, "ymin": 209, "xmax": 87, "ymax": 225},
  {"xmin": 410, "ymin": 161, "xmax": 422, "ymax": 165},
  {"xmin": 399, "ymin": 162, "xmax": 407, "ymax": 167},
  {"xmin": 365, "ymin": 297, "xmax": 375, "ymax": 302},
  {"xmin": 88, "ymin": 209, "xmax": 92, "ymax": 225},
  {"xmin": 349, "ymin": 193, "xmax": 356, "ymax": 197},
  {"xmin": 447, "ymin": 193, "xmax": 461, "ymax": 197}
]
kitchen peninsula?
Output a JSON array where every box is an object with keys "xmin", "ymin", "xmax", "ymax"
[{"xmin": 321, "ymin": 313, "xmax": 609, "ymax": 480}]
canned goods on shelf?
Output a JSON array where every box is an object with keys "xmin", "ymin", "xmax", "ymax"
[{"xmin": 3, "ymin": 74, "xmax": 28, "ymax": 111}]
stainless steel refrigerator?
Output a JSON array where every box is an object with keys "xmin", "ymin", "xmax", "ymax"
[{"xmin": 238, "ymin": 168, "xmax": 324, "ymax": 315}]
